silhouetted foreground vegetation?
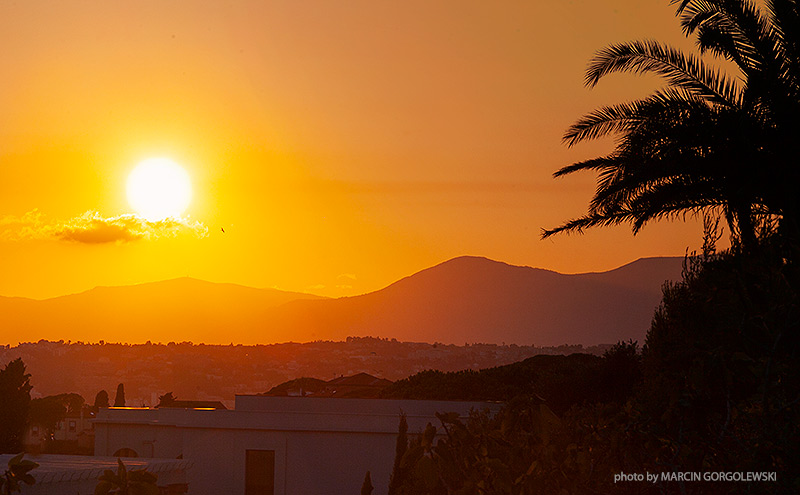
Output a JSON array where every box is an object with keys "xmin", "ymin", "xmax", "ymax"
[
  {"xmin": 0, "ymin": 454, "xmax": 38, "ymax": 494},
  {"xmin": 485, "ymin": 0, "xmax": 800, "ymax": 487},
  {"xmin": 0, "ymin": 360, "xmax": 31, "ymax": 454},
  {"xmin": 95, "ymin": 459, "xmax": 159, "ymax": 495},
  {"xmin": 384, "ymin": 244, "xmax": 799, "ymax": 494}
]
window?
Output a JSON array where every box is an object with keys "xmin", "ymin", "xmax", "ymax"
[
  {"xmin": 31, "ymin": 426, "xmax": 39, "ymax": 437},
  {"xmin": 68, "ymin": 421, "xmax": 77, "ymax": 432},
  {"xmin": 245, "ymin": 450, "xmax": 275, "ymax": 495}
]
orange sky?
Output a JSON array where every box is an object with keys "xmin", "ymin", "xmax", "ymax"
[{"xmin": 0, "ymin": 1, "xmax": 719, "ymax": 300}]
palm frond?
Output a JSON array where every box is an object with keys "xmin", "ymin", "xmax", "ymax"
[
  {"xmin": 562, "ymin": 101, "xmax": 643, "ymax": 146},
  {"xmin": 552, "ymin": 156, "xmax": 618, "ymax": 178},
  {"xmin": 766, "ymin": 0, "xmax": 800, "ymax": 92},
  {"xmin": 675, "ymin": 0, "xmax": 785, "ymax": 79},
  {"xmin": 585, "ymin": 40, "xmax": 741, "ymax": 106},
  {"xmin": 541, "ymin": 211, "xmax": 640, "ymax": 238}
]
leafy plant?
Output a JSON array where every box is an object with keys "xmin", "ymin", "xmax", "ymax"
[
  {"xmin": 0, "ymin": 454, "xmax": 38, "ymax": 495},
  {"xmin": 95, "ymin": 459, "xmax": 158, "ymax": 495}
]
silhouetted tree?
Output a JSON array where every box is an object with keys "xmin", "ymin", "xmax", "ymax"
[
  {"xmin": 390, "ymin": 423, "xmax": 443, "ymax": 495},
  {"xmin": 114, "ymin": 383, "xmax": 126, "ymax": 407},
  {"xmin": 29, "ymin": 398, "xmax": 64, "ymax": 442},
  {"xmin": 360, "ymin": 471, "xmax": 373, "ymax": 495},
  {"xmin": 0, "ymin": 359, "xmax": 32, "ymax": 453},
  {"xmin": 387, "ymin": 413, "xmax": 408, "ymax": 495},
  {"xmin": 29, "ymin": 393, "xmax": 85, "ymax": 441},
  {"xmin": 638, "ymin": 244, "xmax": 800, "ymax": 488},
  {"xmin": 94, "ymin": 390, "xmax": 110, "ymax": 408},
  {"xmin": 599, "ymin": 340, "xmax": 641, "ymax": 403},
  {"xmin": 155, "ymin": 392, "xmax": 176, "ymax": 408},
  {"xmin": 673, "ymin": 0, "xmax": 800, "ymax": 247},
  {"xmin": 61, "ymin": 392, "xmax": 84, "ymax": 413}
]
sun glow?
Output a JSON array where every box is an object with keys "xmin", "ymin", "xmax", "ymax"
[{"xmin": 126, "ymin": 158, "xmax": 192, "ymax": 221}]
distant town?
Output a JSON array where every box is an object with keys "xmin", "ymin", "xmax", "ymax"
[{"xmin": 0, "ymin": 337, "xmax": 611, "ymax": 408}]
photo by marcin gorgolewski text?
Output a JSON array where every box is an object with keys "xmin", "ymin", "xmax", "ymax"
[{"xmin": 614, "ymin": 471, "xmax": 778, "ymax": 484}]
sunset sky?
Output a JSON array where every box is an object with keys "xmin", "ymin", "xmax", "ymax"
[{"xmin": 0, "ymin": 1, "xmax": 716, "ymax": 300}]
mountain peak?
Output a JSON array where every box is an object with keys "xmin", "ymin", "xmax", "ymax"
[{"xmin": 1, "ymin": 256, "xmax": 683, "ymax": 346}]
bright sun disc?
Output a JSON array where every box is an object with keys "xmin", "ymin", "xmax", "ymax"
[{"xmin": 127, "ymin": 158, "xmax": 192, "ymax": 221}]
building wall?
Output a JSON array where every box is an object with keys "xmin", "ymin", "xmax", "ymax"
[{"xmin": 94, "ymin": 398, "xmax": 499, "ymax": 495}]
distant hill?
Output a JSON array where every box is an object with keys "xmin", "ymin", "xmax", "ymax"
[
  {"xmin": 380, "ymin": 353, "xmax": 606, "ymax": 414},
  {"xmin": 0, "ymin": 278, "xmax": 325, "ymax": 344},
  {"xmin": 0, "ymin": 256, "xmax": 683, "ymax": 346},
  {"xmin": 265, "ymin": 256, "xmax": 683, "ymax": 345}
]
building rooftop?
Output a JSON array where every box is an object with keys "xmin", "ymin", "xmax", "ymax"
[
  {"xmin": 95, "ymin": 396, "xmax": 501, "ymax": 435},
  {"xmin": 158, "ymin": 400, "xmax": 227, "ymax": 410}
]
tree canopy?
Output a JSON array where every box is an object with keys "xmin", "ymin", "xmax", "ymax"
[
  {"xmin": 0, "ymin": 359, "xmax": 32, "ymax": 454},
  {"xmin": 29, "ymin": 393, "xmax": 85, "ymax": 437},
  {"xmin": 156, "ymin": 392, "xmax": 177, "ymax": 408},
  {"xmin": 94, "ymin": 390, "xmax": 110, "ymax": 409}
]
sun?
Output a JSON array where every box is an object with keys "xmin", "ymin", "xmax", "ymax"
[{"xmin": 127, "ymin": 158, "xmax": 192, "ymax": 221}]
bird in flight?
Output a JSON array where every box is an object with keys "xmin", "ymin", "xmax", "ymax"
[{"xmin": 221, "ymin": 227, "xmax": 225, "ymax": 233}]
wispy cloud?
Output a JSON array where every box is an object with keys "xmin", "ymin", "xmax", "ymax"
[
  {"xmin": 1, "ymin": 209, "xmax": 208, "ymax": 244},
  {"xmin": 334, "ymin": 274, "xmax": 357, "ymax": 290}
]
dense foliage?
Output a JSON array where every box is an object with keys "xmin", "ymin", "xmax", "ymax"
[
  {"xmin": 638, "ymin": 242, "xmax": 799, "ymax": 489},
  {"xmin": 29, "ymin": 393, "xmax": 85, "ymax": 440},
  {"xmin": 515, "ymin": 0, "xmax": 800, "ymax": 487},
  {"xmin": 0, "ymin": 359, "xmax": 32, "ymax": 454},
  {"xmin": 386, "ymin": 244, "xmax": 799, "ymax": 494}
]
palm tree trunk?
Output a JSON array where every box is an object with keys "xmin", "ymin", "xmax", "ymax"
[{"xmin": 734, "ymin": 203, "xmax": 758, "ymax": 254}]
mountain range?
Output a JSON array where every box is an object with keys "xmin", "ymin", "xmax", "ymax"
[{"xmin": 0, "ymin": 256, "xmax": 684, "ymax": 346}]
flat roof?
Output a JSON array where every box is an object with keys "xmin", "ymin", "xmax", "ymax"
[
  {"xmin": 95, "ymin": 397, "xmax": 502, "ymax": 434},
  {"xmin": 234, "ymin": 395, "xmax": 501, "ymax": 412}
]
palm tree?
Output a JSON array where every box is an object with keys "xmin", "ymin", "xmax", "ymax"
[
  {"xmin": 543, "ymin": 0, "xmax": 800, "ymax": 251},
  {"xmin": 676, "ymin": 0, "xmax": 800, "ymax": 243}
]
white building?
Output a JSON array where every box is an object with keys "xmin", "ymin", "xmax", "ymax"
[{"xmin": 93, "ymin": 396, "xmax": 498, "ymax": 495}]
